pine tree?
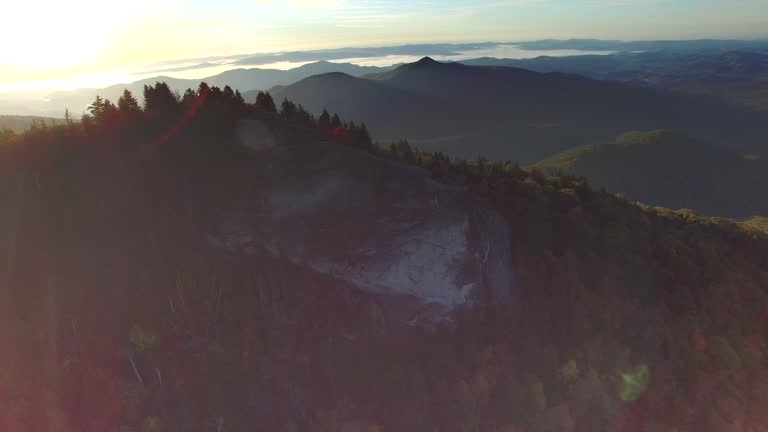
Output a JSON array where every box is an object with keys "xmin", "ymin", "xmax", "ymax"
[
  {"xmin": 358, "ymin": 122, "xmax": 372, "ymax": 146},
  {"xmin": 296, "ymin": 104, "xmax": 313, "ymax": 126},
  {"xmin": 197, "ymin": 82, "xmax": 211, "ymax": 101},
  {"xmin": 223, "ymin": 85, "xmax": 235, "ymax": 101},
  {"xmin": 143, "ymin": 82, "xmax": 179, "ymax": 115},
  {"xmin": 330, "ymin": 113, "xmax": 342, "ymax": 129},
  {"xmin": 181, "ymin": 88, "xmax": 197, "ymax": 108},
  {"xmin": 280, "ymin": 99, "xmax": 297, "ymax": 120},
  {"xmin": 87, "ymin": 95, "xmax": 118, "ymax": 123},
  {"xmin": 318, "ymin": 109, "xmax": 331, "ymax": 131},
  {"xmin": 89, "ymin": 95, "xmax": 104, "ymax": 117},
  {"xmin": 254, "ymin": 91, "xmax": 277, "ymax": 114},
  {"xmin": 234, "ymin": 90, "xmax": 246, "ymax": 109},
  {"xmin": 117, "ymin": 89, "xmax": 141, "ymax": 115}
]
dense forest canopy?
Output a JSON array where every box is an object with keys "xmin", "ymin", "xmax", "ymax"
[
  {"xmin": 530, "ymin": 130, "xmax": 768, "ymax": 218},
  {"xmin": 2, "ymin": 81, "xmax": 768, "ymax": 432}
]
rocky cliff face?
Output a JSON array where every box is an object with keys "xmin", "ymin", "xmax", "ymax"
[{"xmin": 211, "ymin": 120, "xmax": 516, "ymax": 320}]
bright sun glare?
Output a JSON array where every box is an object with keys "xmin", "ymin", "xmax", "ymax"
[{"xmin": 1, "ymin": 1, "xmax": 119, "ymax": 70}]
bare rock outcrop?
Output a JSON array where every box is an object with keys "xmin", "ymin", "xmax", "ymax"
[{"xmin": 213, "ymin": 120, "xmax": 517, "ymax": 319}]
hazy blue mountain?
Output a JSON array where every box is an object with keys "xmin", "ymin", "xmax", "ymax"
[
  {"xmin": 205, "ymin": 61, "xmax": 389, "ymax": 90},
  {"xmin": 515, "ymin": 38, "xmax": 768, "ymax": 52},
  {"xmin": 275, "ymin": 57, "xmax": 767, "ymax": 163},
  {"xmin": 45, "ymin": 77, "xmax": 196, "ymax": 115},
  {"xmin": 42, "ymin": 62, "xmax": 391, "ymax": 116},
  {"xmin": 152, "ymin": 39, "xmax": 768, "ymax": 69},
  {"xmin": 462, "ymin": 50, "xmax": 768, "ymax": 110},
  {"xmin": 232, "ymin": 42, "xmax": 501, "ymax": 65},
  {"xmin": 267, "ymin": 71, "xmax": 463, "ymax": 142}
]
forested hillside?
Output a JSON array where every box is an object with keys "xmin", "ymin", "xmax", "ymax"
[
  {"xmin": 1, "ymin": 82, "xmax": 768, "ymax": 432},
  {"xmin": 274, "ymin": 57, "xmax": 767, "ymax": 163},
  {"xmin": 531, "ymin": 130, "xmax": 768, "ymax": 218}
]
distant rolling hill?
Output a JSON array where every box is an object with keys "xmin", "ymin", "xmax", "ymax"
[
  {"xmin": 267, "ymin": 71, "xmax": 469, "ymax": 142},
  {"xmin": 462, "ymin": 50, "xmax": 768, "ymax": 111},
  {"xmin": 514, "ymin": 38, "xmax": 768, "ymax": 52},
  {"xmin": 531, "ymin": 130, "xmax": 768, "ymax": 218},
  {"xmin": 207, "ymin": 61, "xmax": 386, "ymax": 91},
  {"xmin": 0, "ymin": 115, "xmax": 66, "ymax": 133},
  {"xmin": 273, "ymin": 57, "xmax": 767, "ymax": 163},
  {"xmin": 44, "ymin": 61, "xmax": 391, "ymax": 115}
]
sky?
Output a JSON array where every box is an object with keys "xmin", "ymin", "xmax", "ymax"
[{"xmin": 1, "ymin": 0, "xmax": 767, "ymax": 90}]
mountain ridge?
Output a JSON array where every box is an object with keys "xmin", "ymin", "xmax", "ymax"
[
  {"xmin": 41, "ymin": 61, "xmax": 392, "ymax": 115},
  {"xmin": 275, "ymin": 57, "xmax": 768, "ymax": 163},
  {"xmin": 461, "ymin": 50, "xmax": 768, "ymax": 110},
  {"xmin": 531, "ymin": 129, "xmax": 768, "ymax": 217}
]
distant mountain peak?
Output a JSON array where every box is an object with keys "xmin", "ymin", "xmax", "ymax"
[
  {"xmin": 416, "ymin": 56, "xmax": 439, "ymax": 65},
  {"xmin": 301, "ymin": 71, "xmax": 356, "ymax": 82}
]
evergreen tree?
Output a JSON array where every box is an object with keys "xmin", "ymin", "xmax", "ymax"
[
  {"xmin": 89, "ymin": 95, "xmax": 104, "ymax": 117},
  {"xmin": 181, "ymin": 88, "xmax": 197, "ymax": 108},
  {"xmin": 87, "ymin": 95, "xmax": 118, "ymax": 124},
  {"xmin": 280, "ymin": 99, "xmax": 297, "ymax": 120},
  {"xmin": 330, "ymin": 113, "xmax": 342, "ymax": 129},
  {"xmin": 208, "ymin": 85, "xmax": 223, "ymax": 101},
  {"xmin": 358, "ymin": 122, "xmax": 372, "ymax": 146},
  {"xmin": 197, "ymin": 82, "xmax": 211, "ymax": 97},
  {"xmin": 254, "ymin": 91, "xmax": 277, "ymax": 114},
  {"xmin": 143, "ymin": 82, "xmax": 179, "ymax": 115},
  {"xmin": 223, "ymin": 85, "xmax": 235, "ymax": 101},
  {"xmin": 117, "ymin": 89, "xmax": 141, "ymax": 115},
  {"xmin": 233, "ymin": 90, "xmax": 247, "ymax": 113},
  {"xmin": 318, "ymin": 109, "xmax": 331, "ymax": 131},
  {"xmin": 296, "ymin": 104, "xmax": 313, "ymax": 126}
]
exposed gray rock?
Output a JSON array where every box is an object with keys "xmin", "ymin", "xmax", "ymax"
[{"xmin": 213, "ymin": 120, "xmax": 517, "ymax": 318}]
